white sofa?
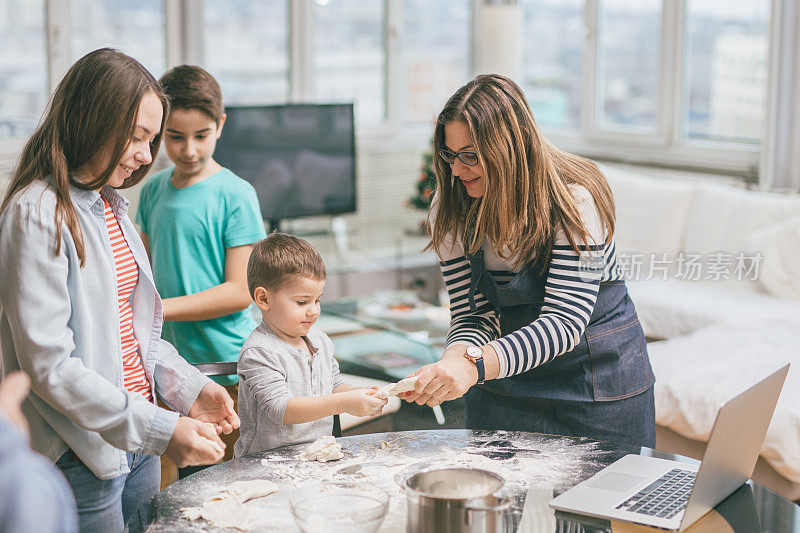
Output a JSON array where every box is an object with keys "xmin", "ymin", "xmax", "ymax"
[{"xmin": 602, "ymin": 164, "xmax": 800, "ymax": 501}]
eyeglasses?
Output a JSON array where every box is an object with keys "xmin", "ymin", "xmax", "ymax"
[{"xmin": 439, "ymin": 148, "xmax": 479, "ymax": 166}]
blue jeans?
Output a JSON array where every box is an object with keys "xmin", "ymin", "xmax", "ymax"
[{"xmin": 56, "ymin": 451, "xmax": 160, "ymax": 533}]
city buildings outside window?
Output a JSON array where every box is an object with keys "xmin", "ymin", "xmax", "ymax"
[
  {"xmin": 402, "ymin": 0, "xmax": 471, "ymax": 125},
  {"xmin": 313, "ymin": 0, "xmax": 385, "ymax": 124},
  {"xmin": 683, "ymin": 0, "xmax": 769, "ymax": 144},
  {"xmin": 521, "ymin": 0, "xmax": 583, "ymax": 131},
  {"xmin": 205, "ymin": 0, "xmax": 289, "ymax": 105},
  {"xmin": 0, "ymin": 0, "xmax": 47, "ymax": 141},
  {"xmin": 71, "ymin": 0, "xmax": 165, "ymax": 78}
]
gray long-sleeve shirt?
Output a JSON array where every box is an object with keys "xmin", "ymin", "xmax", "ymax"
[{"xmin": 234, "ymin": 322, "xmax": 342, "ymax": 457}]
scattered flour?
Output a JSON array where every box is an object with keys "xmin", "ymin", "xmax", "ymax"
[{"xmin": 153, "ymin": 430, "xmax": 613, "ymax": 532}]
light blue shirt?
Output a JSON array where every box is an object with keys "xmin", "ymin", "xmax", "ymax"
[
  {"xmin": 0, "ymin": 180, "xmax": 211, "ymax": 479},
  {"xmin": 0, "ymin": 415, "xmax": 78, "ymax": 532},
  {"xmin": 136, "ymin": 168, "xmax": 266, "ymax": 386}
]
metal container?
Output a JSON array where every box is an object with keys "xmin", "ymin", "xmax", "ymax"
[{"xmin": 396, "ymin": 467, "xmax": 512, "ymax": 533}]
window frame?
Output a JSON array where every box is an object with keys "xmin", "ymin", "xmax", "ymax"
[
  {"xmin": 567, "ymin": 0, "xmax": 765, "ymax": 177},
  {"xmin": 0, "ymin": 0, "xmax": 782, "ymax": 179}
]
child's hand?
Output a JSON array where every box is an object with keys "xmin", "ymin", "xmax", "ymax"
[
  {"xmin": 165, "ymin": 416, "xmax": 226, "ymax": 468},
  {"xmin": 339, "ymin": 388, "xmax": 387, "ymax": 417}
]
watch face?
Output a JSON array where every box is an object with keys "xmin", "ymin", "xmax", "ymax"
[{"xmin": 466, "ymin": 346, "xmax": 483, "ymax": 358}]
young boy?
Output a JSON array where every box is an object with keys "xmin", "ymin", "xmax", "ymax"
[
  {"xmin": 137, "ymin": 66, "xmax": 266, "ymax": 463},
  {"xmin": 235, "ymin": 233, "xmax": 387, "ymax": 456}
]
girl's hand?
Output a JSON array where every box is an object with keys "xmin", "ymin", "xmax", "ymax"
[
  {"xmin": 402, "ymin": 354, "xmax": 479, "ymax": 407},
  {"xmin": 339, "ymin": 388, "xmax": 387, "ymax": 417},
  {"xmin": 165, "ymin": 416, "xmax": 225, "ymax": 467},
  {"xmin": 189, "ymin": 382, "xmax": 240, "ymax": 434}
]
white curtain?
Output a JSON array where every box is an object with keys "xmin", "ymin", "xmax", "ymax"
[
  {"xmin": 760, "ymin": 0, "xmax": 800, "ymax": 193},
  {"xmin": 473, "ymin": 0, "xmax": 521, "ymax": 79}
]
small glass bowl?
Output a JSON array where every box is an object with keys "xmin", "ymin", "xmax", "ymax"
[{"xmin": 289, "ymin": 481, "xmax": 390, "ymax": 533}]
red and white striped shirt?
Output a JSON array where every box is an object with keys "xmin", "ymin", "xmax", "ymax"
[{"xmin": 102, "ymin": 196, "xmax": 152, "ymax": 401}]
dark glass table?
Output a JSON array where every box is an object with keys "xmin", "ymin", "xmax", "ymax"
[{"xmin": 143, "ymin": 429, "xmax": 798, "ymax": 532}]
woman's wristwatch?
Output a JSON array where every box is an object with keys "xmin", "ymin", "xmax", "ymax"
[{"xmin": 464, "ymin": 346, "xmax": 486, "ymax": 384}]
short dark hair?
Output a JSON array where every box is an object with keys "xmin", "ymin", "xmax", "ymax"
[
  {"xmin": 158, "ymin": 65, "xmax": 224, "ymax": 123},
  {"xmin": 247, "ymin": 233, "xmax": 327, "ymax": 297}
]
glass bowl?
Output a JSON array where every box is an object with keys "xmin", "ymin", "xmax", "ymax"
[{"xmin": 289, "ymin": 481, "xmax": 389, "ymax": 533}]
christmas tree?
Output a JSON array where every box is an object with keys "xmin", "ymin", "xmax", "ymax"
[{"xmin": 408, "ymin": 140, "xmax": 437, "ymax": 211}]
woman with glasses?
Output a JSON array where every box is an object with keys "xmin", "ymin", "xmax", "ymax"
[{"xmin": 402, "ymin": 74, "xmax": 656, "ymax": 447}]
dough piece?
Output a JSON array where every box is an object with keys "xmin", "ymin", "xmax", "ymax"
[
  {"xmin": 298, "ymin": 435, "xmax": 344, "ymax": 462},
  {"xmin": 225, "ymin": 479, "xmax": 279, "ymax": 502},
  {"xmin": 181, "ymin": 496, "xmax": 251, "ymax": 531},
  {"xmin": 201, "ymin": 435, "xmax": 224, "ymax": 455},
  {"xmin": 375, "ymin": 376, "xmax": 419, "ymax": 400},
  {"xmin": 200, "ymin": 422, "xmax": 224, "ymax": 454},
  {"xmin": 180, "ymin": 478, "xmax": 278, "ymax": 530}
]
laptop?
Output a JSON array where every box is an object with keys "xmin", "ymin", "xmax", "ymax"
[{"xmin": 549, "ymin": 364, "xmax": 789, "ymax": 531}]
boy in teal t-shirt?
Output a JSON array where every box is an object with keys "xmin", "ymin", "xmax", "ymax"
[{"xmin": 137, "ymin": 65, "xmax": 266, "ymax": 391}]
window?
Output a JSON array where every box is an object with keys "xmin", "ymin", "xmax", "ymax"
[
  {"xmin": 313, "ymin": 0, "xmax": 385, "ymax": 124},
  {"xmin": 682, "ymin": 0, "xmax": 769, "ymax": 144},
  {"xmin": 595, "ymin": 0, "xmax": 661, "ymax": 132},
  {"xmin": 0, "ymin": 0, "xmax": 48, "ymax": 140},
  {"xmin": 401, "ymin": 0, "xmax": 471, "ymax": 124},
  {"xmin": 521, "ymin": 0, "xmax": 583, "ymax": 130},
  {"xmin": 205, "ymin": 0, "xmax": 289, "ymax": 104},
  {"xmin": 71, "ymin": 0, "xmax": 165, "ymax": 76},
  {"xmin": 521, "ymin": 0, "xmax": 771, "ymax": 172}
]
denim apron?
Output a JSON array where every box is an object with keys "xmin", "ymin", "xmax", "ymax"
[{"xmin": 463, "ymin": 247, "xmax": 656, "ymax": 447}]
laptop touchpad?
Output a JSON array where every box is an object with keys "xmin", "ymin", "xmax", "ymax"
[{"xmin": 588, "ymin": 472, "xmax": 646, "ymax": 493}]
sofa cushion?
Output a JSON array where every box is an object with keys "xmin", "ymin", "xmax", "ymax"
[
  {"xmin": 749, "ymin": 216, "xmax": 800, "ymax": 301},
  {"xmin": 684, "ymin": 182, "xmax": 800, "ymax": 254},
  {"xmin": 627, "ymin": 279, "xmax": 800, "ymax": 339},
  {"xmin": 601, "ymin": 165, "xmax": 697, "ymax": 256},
  {"xmin": 648, "ymin": 320, "xmax": 800, "ymax": 483}
]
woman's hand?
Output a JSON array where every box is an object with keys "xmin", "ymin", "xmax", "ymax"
[
  {"xmin": 165, "ymin": 416, "xmax": 225, "ymax": 467},
  {"xmin": 188, "ymin": 382, "xmax": 240, "ymax": 435},
  {"xmin": 338, "ymin": 388, "xmax": 387, "ymax": 417},
  {"xmin": 402, "ymin": 349, "xmax": 479, "ymax": 407}
]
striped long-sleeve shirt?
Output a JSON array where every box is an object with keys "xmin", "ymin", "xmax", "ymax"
[{"xmin": 437, "ymin": 186, "xmax": 622, "ymax": 379}]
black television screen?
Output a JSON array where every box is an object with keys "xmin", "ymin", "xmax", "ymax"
[{"xmin": 213, "ymin": 104, "xmax": 356, "ymax": 225}]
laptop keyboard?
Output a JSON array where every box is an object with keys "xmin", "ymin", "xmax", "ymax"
[{"xmin": 615, "ymin": 468, "xmax": 696, "ymax": 519}]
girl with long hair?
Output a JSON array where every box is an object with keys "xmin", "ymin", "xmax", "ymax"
[
  {"xmin": 0, "ymin": 48, "xmax": 239, "ymax": 532},
  {"xmin": 404, "ymin": 74, "xmax": 655, "ymax": 447}
]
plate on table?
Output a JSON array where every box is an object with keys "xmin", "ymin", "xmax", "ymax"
[{"xmin": 363, "ymin": 302, "xmax": 431, "ymax": 323}]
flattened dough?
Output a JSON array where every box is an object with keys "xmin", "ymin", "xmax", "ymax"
[
  {"xmin": 375, "ymin": 376, "xmax": 419, "ymax": 400},
  {"xmin": 180, "ymin": 478, "xmax": 278, "ymax": 530},
  {"xmin": 181, "ymin": 496, "xmax": 251, "ymax": 531},
  {"xmin": 226, "ymin": 479, "xmax": 279, "ymax": 502}
]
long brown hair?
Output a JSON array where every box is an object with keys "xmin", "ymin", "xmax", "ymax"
[
  {"xmin": 1, "ymin": 48, "xmax": 168, "ymax": 266},
  {"xmin": 427, "ymin": 74, "xmax": 615, "ymax": 273}
]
